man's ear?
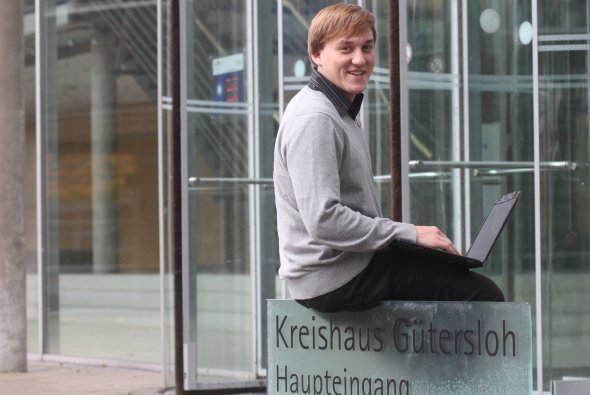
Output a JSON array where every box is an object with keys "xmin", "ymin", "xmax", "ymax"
[{"xmin": 310, "ymin": 51, "xmax": 322, "ymax": 68}]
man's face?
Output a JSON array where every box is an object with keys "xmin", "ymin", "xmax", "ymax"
[{"xmin": 311, "ymin": 28, "xmax": 375, "ymax": 101}]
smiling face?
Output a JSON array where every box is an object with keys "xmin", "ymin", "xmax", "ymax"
[{"xmin": 311, "ymin": 28, "xmax": 375, "ymax": 102}]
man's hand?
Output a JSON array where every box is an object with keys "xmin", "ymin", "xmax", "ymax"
[{"xmin": 415, "ymin": 226, "xmax": 460, "ymax": 255}]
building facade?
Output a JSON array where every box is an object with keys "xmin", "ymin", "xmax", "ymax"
[{"xmin": 25, "ymin": 0, "xmax": 590, "ymax": 393}]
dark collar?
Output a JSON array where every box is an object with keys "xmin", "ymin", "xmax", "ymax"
[{"xmin": 308, "ymin": 68, "xmax": 364, "ymax": 119}]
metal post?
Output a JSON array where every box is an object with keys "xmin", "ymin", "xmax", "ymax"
[
  {"xmin": 531, "ymin": 0, "xmax": 544, "ymax": 392},
  {"xmin": 170, "ymin": 0, "xmax": 184, "ymax": 393},
  {"xmin": 388, "ymin": 0, "xmax": 402, "ymax": 221}
]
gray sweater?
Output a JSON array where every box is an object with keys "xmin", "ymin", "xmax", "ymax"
[{"xmin": 273, "ymin": 86, "xmax": 416, "ymax": 300}]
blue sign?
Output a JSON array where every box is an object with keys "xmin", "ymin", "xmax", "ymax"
[{"xmin": 212, "ymin": 53, "xmax": 244, "ymax": 102}]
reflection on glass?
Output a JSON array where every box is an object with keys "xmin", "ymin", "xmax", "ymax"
[
  {"xmin": 166, "ymin": 0, "xmax": 590, "ymax": 388},
  {"xmin": 182, "ymin": 0, "xmax": 397, "ymax": 377},
  {"xmin": 519, "ymin": 21, "xmax": 533, "ymax": 46},
  {"xmin": 186, "ymin": 0, "xmax": 252, "ymax": 374},
  {"xmin": 539, "ymin": 0, "xmax": 588, "ymax": 35},
  {"xmin": 539, "ymin": 47, "xmax": 590, "ymax": 385},
  {"xmin": 406, "ymin": 0, "xmax": 538, "ymax": 385},
  {"xmin": 38, "ymin": 0, "xmax": 160, "ymax": 362},
  {"xmin": 407, "ymin": 0, "xmax": 590, "ymax": 390}
]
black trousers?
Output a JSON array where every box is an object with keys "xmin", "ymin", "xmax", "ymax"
[{"xmin": 296, "ymin": 243, "xmax": 505, "ymax": 313}]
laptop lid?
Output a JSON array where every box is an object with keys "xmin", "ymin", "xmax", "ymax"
[{"xmin": 465, "ymin": 190, "xmax": 521, "ymax": 263}]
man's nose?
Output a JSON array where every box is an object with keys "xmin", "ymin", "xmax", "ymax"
[{"xmin": 351, "ymin": 49, "xmax": 366, "ymax": 65}]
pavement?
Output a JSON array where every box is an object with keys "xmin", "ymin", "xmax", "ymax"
[{"xmin": 0, "ymin": 359, "xmax": 167, "ymax": 395}]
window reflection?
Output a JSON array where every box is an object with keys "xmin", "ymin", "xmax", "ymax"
[{"xmin": 34, "ymin": 0, "xmax": 160, "ymax": 362}]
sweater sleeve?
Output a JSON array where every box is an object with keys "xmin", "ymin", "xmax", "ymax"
[{"xmin": 279, "ymin": 112, "xmax": 416, "ymax": 252}]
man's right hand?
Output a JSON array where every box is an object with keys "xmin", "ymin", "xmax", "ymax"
[{"xmin": 415, "ymin": 226, "xmax": 460, "ymax": 255}]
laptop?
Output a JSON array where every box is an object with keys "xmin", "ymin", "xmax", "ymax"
[{"xmin": 392, "ymin": 191, "xmax": 521, "ymax": 269}]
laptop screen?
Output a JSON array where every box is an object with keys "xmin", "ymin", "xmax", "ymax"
[{"xmin": 466, "ymin": 192, "xmax": 521, "ymax": 263}]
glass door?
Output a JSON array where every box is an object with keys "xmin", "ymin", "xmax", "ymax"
[
  {"xmin": 404, "ymin": 0, "xmax": 539, "ymax": 386},
  {"xmin": 181, "ymin": 0, "xmax": 254, "ymax": 385},
  {"xmin": 179, "ymin": 0, "xmax": 280, "ymax": 388},
  {"xmin": 404, "ymin": 0, "xmax": 590, "ymax": 391},
  {"xmin": 169, "ymin": 0, "xmax": 590, "ymax": 391},
  {"xmin": 536, "ymin": 0, "xmax": 590, "ymax": 389},
  {"xmin": 37, "ymin": 0, "xmax": 160, "ymax": 364},
  {"xmin": 178, "ymin": 0, "xmax": 397, "ymax": 388}
]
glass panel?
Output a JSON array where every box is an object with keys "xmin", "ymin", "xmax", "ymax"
[
  {"xmin": 464, "ymin": 0, "xmax": 534, "ymax": 290},
  {"xmin": 180, "ymin": 0, "xmax": 282, "ymax": 380},
  {"xmin": 406, "ymin": 0, "xmax": 539, "ymax": 386},
  {"xmin": 185, "ymin": 0, "xmax": 253, "ymax": 375},
  {"xmin": 539, "ymin": 0, "xmax": 588, "ymax": 36},
  {"xmin": 538, "ymin": 35, "xmax": 590, "ymax": 389},
  {"xmin": 40, "ymin": 0, "xmax": 160, "ymax": 362},
  {"xmin": 257, "ymin": 1, "xmax": 279, "ymax": 372},
  {"xmin": 281, "ymin": 0, "xmax": 339, "ymax": 106},
  {"xmin": 365, "ymin": 0, "xmax": 393, "ymax": 214},
  {"xmin": 406, "ymin": 1, "xmax": 462, "ymax": 244}
]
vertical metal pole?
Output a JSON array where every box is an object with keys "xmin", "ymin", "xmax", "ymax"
[
  {"xmin": 358, "ymin": 0, "xmax": 367, "ymax": 138},
  {"xmin": 35, "ymin": 0, "xmax": 47, "ymax": 358},
  {"xmin": 587, "ymin": 0, "xmax": 590, "ymax": 198},
  {"xmin": 461, "ymin": 0, "xmax": 472, "ymax": 249},
  {"xmin": 277, "ymin": 0, "xmax": 284, "ymax": 123},
  {"xmin": 36, "ymin": 0, "xmax": 60, "ymax": 357},
  {"xmin": 389, "ymin": 0, "xmax": 402, "ymax": 221},
  {"xmin": 246, "ymin": 0, "xmax": 262, "ymax": 377},
  {"xmin": 450, "ymin": 0, "xmax": 462, "ymax": 252},
  {"xmin": 179, "ymin": 0, "xmax": 197, "ymax": 389},
  {"xmin": 170, "ymin": 0, "xmax": 184, "ymax": 393},
  {"xmin": 180, "ymin": 2, "xmax": 198, "ymax": 389},
  {"xmin": 531, "ymin": 0, "xmax": 544, "ymax": 392},
  {"xmin": 277, "ymin": 0, "xmax": 287, "ymax": 300},
  {"xmin": 398, "ymin": 0, "xmax": 410, "ymax": 220},
  {"xmin": 156, "ymin": 0, "xmax": 168, "ymax": 386}
]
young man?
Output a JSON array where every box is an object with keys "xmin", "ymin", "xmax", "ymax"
[{"xmin": 273, "ymin": 3, "xmax": 503, "ymax": 312}]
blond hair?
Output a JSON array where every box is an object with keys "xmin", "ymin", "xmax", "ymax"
[{"xmin": 308, "ymin": 3, "xmax": 376, "ymax": 67}]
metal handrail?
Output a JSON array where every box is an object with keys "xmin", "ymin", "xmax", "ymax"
[
  {"xmin": 188, "ymin": 160, "xmax": 580, "ymax": 187},
  {"xmin": 409, "ymin": 160, "xmax": 578, "ymax": 171},
  {"xmin": 188, "ymin": 177, "xmax": 273, "ymax": 185}
]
